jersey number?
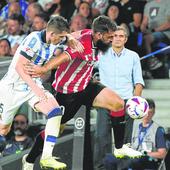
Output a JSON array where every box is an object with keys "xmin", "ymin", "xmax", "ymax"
[{"xmin": 0, "ymin": 103, "xmax": 4, "ymax": 113}]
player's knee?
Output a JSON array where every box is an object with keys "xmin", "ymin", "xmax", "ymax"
[
  {"xmin": 113, "ymin": 99, "xmax": 124, "ymax": 111},
  {"xmin": 47, "ymin": 106, "xmax": 64, "ymax": 119}
]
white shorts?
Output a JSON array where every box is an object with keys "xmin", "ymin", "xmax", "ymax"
[{"xmin": 0, "ymin": 80, "xmax": 53, "ymax": 125}]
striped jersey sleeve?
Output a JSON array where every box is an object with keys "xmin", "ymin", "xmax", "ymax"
[
  {"xmin": 65, "ymin": 29, "xmax": 97, "ymax": 62},
  {"xmin": 20, "ymin": 32, "xmax": 40, "ymax": 61}
]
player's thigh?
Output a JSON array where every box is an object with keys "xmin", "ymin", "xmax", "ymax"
[
  {"xmin": 56, "ymin": 93, "xmax": 82, "ymax": 124},
  {"xmin": 0, "ymin": 84, "xmax": 21, "ymax": 125},
  {"xmin": 29, "ymin": 91, "xmax": 59, "ymax": 115},
  {"xmin": 93, "ymin": 87, "xmax": 124, "ymax": 111}
]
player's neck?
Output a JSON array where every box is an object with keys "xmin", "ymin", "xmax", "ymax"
[{"xmin": 142, "ymin": 120, "xmax": 152, "ymax": 127}]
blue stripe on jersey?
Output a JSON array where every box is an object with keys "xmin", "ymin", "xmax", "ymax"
[
  {"xmin": 33, "ymin": 33, "xmax": 43, "ymax": 64},
  {"xmin": 45, "ymin": 46, "xmax": 50, "ymax": 61},
  {"xmin": 34, "ymin": 45, "xmax": 42, "ymax": 64},
  {"xmin": 28, "ymin": 37, "xmax": 37, "ymax": 48}
]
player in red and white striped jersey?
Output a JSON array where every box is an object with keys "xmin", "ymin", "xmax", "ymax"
[
  {"xmin": 53, "ymin": 29, "xmax": 97, "ymax": 94},
  {"xmin": 23, "ymin": 15, "xmax": 133, "ymax": 169}
]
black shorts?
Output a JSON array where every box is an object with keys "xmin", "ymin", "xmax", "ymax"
[{"xmin": 55, "ymin": 81, "xmax": 105, "ymax": 124}]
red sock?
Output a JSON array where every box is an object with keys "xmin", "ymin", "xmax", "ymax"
[
  {"xmin": 40, "ymin": 130, "xmax": 45, "ymax": 139},
  {"xmin": 110, "ymin": 109, "xmax": 125, "ymax": 117}
]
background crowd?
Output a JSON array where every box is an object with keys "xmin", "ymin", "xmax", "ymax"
[{"xmin": 0, "ymin": 0, "xmax": 170, "ymax": 79}]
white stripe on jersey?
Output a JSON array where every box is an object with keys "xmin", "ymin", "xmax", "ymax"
[
  {"xmin": 73, "ymin": 62, "xmax": 91, "ymax": 92},
  {"xmin": 83, "ymin": 67, "xmax": 93, "ymax": 90},
  {"xmin": 53, "ymin": 60, "xmax": 75, "ymax": 92},
  {"xmin": 63, "ymin": 61, "xmax": 86, "ymax": 93}
]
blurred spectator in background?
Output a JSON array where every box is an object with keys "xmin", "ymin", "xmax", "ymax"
[
  {"xmin": 2, "ymin": 114, "xmax": 33, "ymax": 157},
  {"xmin": 8, "ymin": 1, "xmax": 21, "ymax": 18},
  {"xmin": 0, "ymin": 1, "xmax": 23, "ymax": 37},
  {"xmin": 0, "ymin": 0, "xmax": 28, "ymax": 21},
  {"xmin": 74, "ymin": 0, "xmax": 109, "ymax": 18},
  {"xmin": 103, "ymin": 98, "xmax": 168, "ymax": 170},
  {"xmin": 38, "ymin": 0, "xmax": 54, "ymax": 11},
  {"xmin": 31, "ymin": 13, "xmax": 49, "ymax": 31},
  {"xmin": 109, "ymin": 0, "xmax": 144, "ymax": 52},
  {"xmin": 42, "ymin": 0, "xmax": 76, "ymax": 23},
  {"xmin": 140, "ymin": 0, "xmax": 170, "ymax": 79},
  {"xmin": 109, "ymin": 0, "xmax": 143, "ymax": 31},
  {"xmin": 59, "ymin": 0, "xmax": 76, "ymax": 22},
  {"xmin": 1, "ymin": 13, "xmax": 26, "ymax": 55},
  {"xmin": 0, "ymin": 38, "xmax": 11, "ymax": 57},
  {"xmin": 105, "ymin": 4, "xmax": 119, "ymax": 25},
  {"xmin": 43, "ymin": 0, "xmax": 61, "ymax": 17},
  {"xmin": 76, "ymin": 1, "xmax": 93, "ymax": 27},
  {"xmin": 25, "ymin": 2, "xmax": 44, "ymax": 33},
  {"xmin": 70, "ymin": 14, "xmax": 89, "ymax": 32}
]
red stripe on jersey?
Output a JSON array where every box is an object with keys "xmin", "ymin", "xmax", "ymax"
[
  {"xmin": 77, "ymin": 64, "xmax": 93, "ymax": 92},
  {"xmin": 52, "ymin": 29, "xmax": 98, "ymax": 94},
  {"xmin": 56, "ymin": 59, "xmax": 83, "ymax": 93},
  {"xmin": 67, "ymin": 61, "xmax": 93, "ymax": 93}
]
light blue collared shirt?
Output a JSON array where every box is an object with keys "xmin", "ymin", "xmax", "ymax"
[{"xmin": 98, "ymin": 47, "xmax": 144, "ymax": 99}]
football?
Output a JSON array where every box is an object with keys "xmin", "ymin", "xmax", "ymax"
[{"xmin": 126, "ymin": 96, "xmax": 149, "ymax": 119}]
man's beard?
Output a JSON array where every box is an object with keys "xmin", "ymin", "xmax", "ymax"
[
  {"xmin": 14, "ymin": 128, "xmax": 26, "ymax": 136},
  {"xmin": 96, "ymin": 39, "xmax": 111, "ymax": 53}
]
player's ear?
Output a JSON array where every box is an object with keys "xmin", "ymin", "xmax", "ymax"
[{"xmin": 95, "ymin": 32, "xmax": 102, "ymax": 39}]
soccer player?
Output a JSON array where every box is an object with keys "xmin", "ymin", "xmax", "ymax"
[
  {"xmin": 0, "ymin": 16, "xmax": 83, "ymax": 170},
  {"xmin": 22, "ymin": 15, "xmax": 142, "ymax": 170}
]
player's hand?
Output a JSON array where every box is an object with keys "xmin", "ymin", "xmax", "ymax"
[
  {"xmin": 24, "ymin": 62, "xmax": 45, "ymax": 77},
  {"xmin": 67, "ymin": 34, "xmax": 84, "ymax": 53}
]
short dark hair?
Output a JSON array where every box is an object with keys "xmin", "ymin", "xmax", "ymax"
[
  {"xmin": 8, "ymin": 13, "xmax": 25, "ymax": 25},
  {"xmin": 92, "ymin": 15, "xmax": 116, "ymax": 33},
  {"xmin": 0, "ymin": 38, "xmax": 11, "ymax": 48},
  {"xmin": 146, "ymin": 98, "xmax": 155, "ymax": 109},
  {"xmin": 35, "ymin": 13, "xmax": 50, "ymax": 23},
  {"xmin": 47, "ymin": 16, "xmax": 69, "ymax": 34}
]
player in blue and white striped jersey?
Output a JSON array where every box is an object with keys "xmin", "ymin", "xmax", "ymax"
[{"xmin": 0, "ymin": 15, "xmax": 82, "ymax": 170}]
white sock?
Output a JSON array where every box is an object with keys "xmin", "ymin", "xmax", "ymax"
[{"xmin": 41, "ymin": 108, "xmax": 63, "ymax": 159}]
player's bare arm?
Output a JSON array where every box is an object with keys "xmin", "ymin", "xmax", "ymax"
[
  {"xmin": 66, "ymin": 33, "xmax": 84, "ymax": 53},
  {"xmin": 16, "ymin": 55, "xmax": 47, "ymax": 100},
  {"xmin": 24, "ymin": 52, "xmax": 70, "ymax": 77}
]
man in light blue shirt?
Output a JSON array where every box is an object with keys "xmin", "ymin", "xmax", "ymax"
[{"xmin": 94, "ymin": 26, "xmax": 144, "ymax": 170}]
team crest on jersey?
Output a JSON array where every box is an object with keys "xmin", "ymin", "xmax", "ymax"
[
  {"xmin": 25, "ymin": 47, "xmax": 30, "ymax": 51},
  {"xmin": 24, "ymin": 47, "xmax": 34, "ymax": 58}
]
